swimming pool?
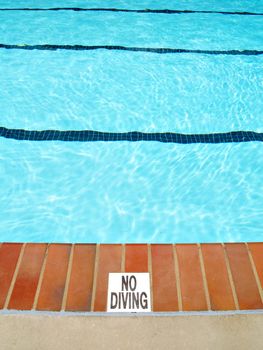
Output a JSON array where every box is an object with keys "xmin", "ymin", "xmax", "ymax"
[{"xmin": 0, "ymin": 0, "xmax": 262, "ymax": 243}]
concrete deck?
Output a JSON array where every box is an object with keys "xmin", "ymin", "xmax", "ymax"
[{"xmin": 1, "ymin": 312, "xmax": 263, "ymax": 350}]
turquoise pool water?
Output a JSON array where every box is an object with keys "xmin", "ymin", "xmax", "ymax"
[{"xmin": 0, "ymin": 0, "xmax": 262, "ymax": 243}]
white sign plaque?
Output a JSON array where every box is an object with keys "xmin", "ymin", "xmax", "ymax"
[{"xmin": 107, "ymin": 273, "xmax": 151, "ymax": 312}]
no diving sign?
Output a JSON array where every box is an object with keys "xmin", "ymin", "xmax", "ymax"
[{"xmin": 107, "ymin": 273, "xmax": 151, "ymax": 312}]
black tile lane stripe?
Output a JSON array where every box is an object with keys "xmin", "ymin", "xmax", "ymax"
[
  {"xmin": 0, "ymin": 8, "xmax": 262, "ymax": 16},
  {"xmin": 0, "ymin": 44, "xmax": 262, "ymax": 56},
  {"xmin": 0, "ymin": 128, "xmax": 262, "ymax": 144}
]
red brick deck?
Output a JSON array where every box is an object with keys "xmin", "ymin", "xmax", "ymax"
[{"xmin": 0, "ymin": 243, "xmax": 262, "ymax": 312}]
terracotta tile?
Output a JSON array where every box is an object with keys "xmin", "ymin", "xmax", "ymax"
[
  {"xmin": 37, "ymin": 244, "xmax": 71, "ymax": 311},
  {"xmin": 151, "ymin": 245, "xmax": 178, "ymax": 311},
  {"xmin": 125, "ymin": 244, "xmax": 148, "ymax": 272},
  {"xmin": 225, "ymin": 244, "xmax": 263, "ymax": 310},
  {"xmin": 8, "ymin": 244, "xmax": 47, "ymax": 310},
  {"xmin": 94, "ymin": 244, "xmax": 122, "ymax": 312},
  {"xmin": 0, "ymin": 243, "xmax": 22, "ymax": 309},
  {"xmin": 176, "ymin": 244, "xmax": 207, "ymax": 311},
  {"xmin": 248, "ymin": 243, "xmax": 263, "ymax": 289},
  {"xmin": 66, "ymin": 244, "xmax": 96, "ymax": 311},
  {"xmin": 201, "ymin": 244, "xmax": 236, "ymax": 310}
]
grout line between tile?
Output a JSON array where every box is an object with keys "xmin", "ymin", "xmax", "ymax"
[
  {"xmin": 147, "ymin": 244, "xmax": 153, "ymax": 311},
  {"xmin": 222, "ymin": 243, "xmax": 240, "ymax": 310},
  {"xmin": 198, "ymin": 244, "xmax": 211, "ymax": 311},
  {"xmin": 173, "ymin": 244, "xmax": 183, "ymax": 311},
  {"xmin": 4, "ymin": 243, "xmax": 26, "ymax": 309},
  {"xmin": 245, "ymin": 243, "xmax": 263, "ymax": 303},
  {"xmin": 90, "ymin": 244, "xmax": 100, "ymax": 312},
  {"xmin": 121, "ymin": 244, "xmax": 126, "ymax": 272},
  {"xmin": 61, "ymin": 244, "xmax": 74, "ymax": 311},
  {"xmin": 32, "ymin": 244, "xmax": 49, "ymax": 310}
]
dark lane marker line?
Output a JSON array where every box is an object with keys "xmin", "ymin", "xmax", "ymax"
[
  {"xmin": 0, "ymin": 128, "xmax": 262, "ymax": 144},
  {"xmin": 0, "ymin": 44, "xmax": 262, "ymax": 56},
  {"xmin": 0, "ymin": 8, "xmax": 262, "ymax": 16}
]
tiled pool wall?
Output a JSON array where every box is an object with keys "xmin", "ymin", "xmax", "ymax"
[{"xmin": 0, "ymin": 243, "xmax": 262, "ymax": 312}]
